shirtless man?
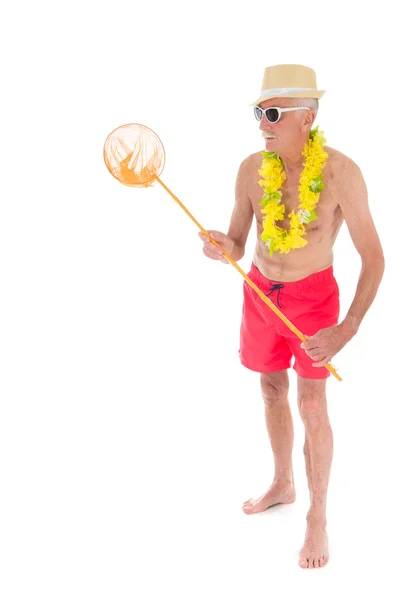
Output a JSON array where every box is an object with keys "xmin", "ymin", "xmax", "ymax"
[{"xmin": 199, "ymin": 65, "xmax": 384, "ymax": 569}]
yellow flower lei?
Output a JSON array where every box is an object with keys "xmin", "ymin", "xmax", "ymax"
[{"xmin": 258, "ymin": 127, "xmax": 328, "ymax": 255}]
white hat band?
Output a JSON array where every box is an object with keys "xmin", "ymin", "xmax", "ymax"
[{"xmin": 259, "ymin": 87, "xmax": 316, "ymax": 98}]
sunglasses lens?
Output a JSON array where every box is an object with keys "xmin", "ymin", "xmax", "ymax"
[
  {"xmin": 265, "ymin": 108, "xmax": 279, "ymax": 123},
  {"xmin": 254, "ymin": 107, "xmax": 263, "ymax": 121}
]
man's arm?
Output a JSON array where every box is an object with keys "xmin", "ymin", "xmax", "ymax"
[
  {"xmin": 301, "ymin": 158, "xmax": 385, "ymax": 367},
  {"xmin": 338, "ymin": 158, "xmax": 385, "ymax": 339},
  {"xmin": 199, "ymin": 156, "xmax": 254, "ymax": 262},
  {"xmin": 225, "ymin": 156, "xmax": 255, "ymax": 261}
]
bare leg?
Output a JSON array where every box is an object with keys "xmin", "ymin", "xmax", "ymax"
[
  {"xmin": 297, "ymin": 377, "xmax": 333, "ymax": 569},
  {"xmin": 242, "ymin": 370, "xmax": 296, "ymax": 514},
  {"xmin": 304, "ymin": 436, "xmax": 313, "ymax": 500}
]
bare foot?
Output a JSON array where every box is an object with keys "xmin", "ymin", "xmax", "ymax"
[
  {"xmin": 299, "ymin": 520, "xmax": 329, "ymax": 569},
  {"xmin": 242, "ymin": 480, "xmax": 296, "ymax": 514}
]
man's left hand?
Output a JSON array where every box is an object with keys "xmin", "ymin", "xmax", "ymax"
[{"xmin": 300, "ymin": 324, "xmax": 351, "ymax": 367}]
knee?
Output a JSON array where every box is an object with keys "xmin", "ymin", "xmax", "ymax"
[
  {"xmin": 261, "ymin": 374, "xmax": 289, "ymax": 407},
  {"xmin": 298, "ymin": 392, "xmax": 327, "ymax": 428}
]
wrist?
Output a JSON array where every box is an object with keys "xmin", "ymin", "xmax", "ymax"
[
  {"xmin": 339, "ymin": 316, "xmax": 359, "ymax": 340},
  {"xmin": 230, "ymin": 240, "xmax": 244, "ymax": 261}
]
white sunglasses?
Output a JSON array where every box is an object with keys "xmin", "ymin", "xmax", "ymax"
[{"xmin": 254, "ymin": 106, "xmax": 310, "ymax": 123}]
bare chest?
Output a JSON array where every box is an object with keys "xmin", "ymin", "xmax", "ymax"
[{"xmin": 248, "ymin": 158, "xmax": 342, "ymax": 238}]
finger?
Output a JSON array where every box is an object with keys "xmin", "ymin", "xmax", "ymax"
[
  {"xmin": 203, "ymin": 248, "xmax": 224, "ymax": 260},
  {"xmin": 312, "ymin": 357, "xmax": 330, "ymax": 367},
  {"xmin": 204, "ymin": 240, "xmax": 223, "ymax": 252},
  {"xmin": 209, "ymin": 241, "xmax": 222, "ymax": 253},
  {"xmin": 303, "ymin": 347, "xmax": 320, "ymax": 358},
  {"xmin": 204, "ymin": 245, "xmax": 223, "ymax": 257},
  {"xmin": 208, "ymin": 238, "xmax": 223, "ymax": 251},
  {"xmin": 303, "ymin": 349, "xmax": 321, "ymax": 360},
  {"xmin": 301, "ymin": 340, "xmax": 317, "ymax": 350},
  {"xmin": 310, "ymin": 350, "xmax": 327, "ymax": 360},
  {"xmin": 199, "ymin": 230, "xmax": 220, "ymax": 244},
  {"xmin": 302, "ymin": 343, "xmax": 315, "ymax": 351},
  {"xmin": 208, "ymin": 231, "xmax": 226, "ymax": 245}
]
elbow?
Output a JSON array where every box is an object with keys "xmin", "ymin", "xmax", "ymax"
[{"xmin": 361, "ymin": 252, "xmax": 385, "ymax": 275}]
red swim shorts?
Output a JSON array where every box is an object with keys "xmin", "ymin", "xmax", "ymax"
[{"xmin": 239, "ymin": 263, "xmax": 340, "ymax": 379}]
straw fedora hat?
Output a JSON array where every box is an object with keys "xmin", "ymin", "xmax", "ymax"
[{"xmin": 252, "ymin": 64, "xmax": 325, "ymax": 106}]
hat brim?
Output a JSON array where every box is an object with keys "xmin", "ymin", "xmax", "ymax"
[{"xmin": 251, "ymin": 90, "xmax": 325, "ymax": 106}]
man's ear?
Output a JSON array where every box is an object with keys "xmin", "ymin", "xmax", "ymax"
[{"xmin": 301, "ymin": 111, "xmax": 316, "ymax": 133}]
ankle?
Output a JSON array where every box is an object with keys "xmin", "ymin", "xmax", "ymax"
[
  {"xmin": 306, "ymin": 512, "xmax": 327, "ymax": 529},
  {"xmin": 274, "ymin": 475, "xmax": 294, "ymax": 487}
]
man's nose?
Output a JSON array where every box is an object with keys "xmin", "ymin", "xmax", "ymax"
[{"xmin": 260, "ymin": 116, "xmax": 272, "ymax": 131}]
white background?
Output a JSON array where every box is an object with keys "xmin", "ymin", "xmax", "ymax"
[{"xmin": 1, "ymin": 1, "xmax": 398, "ymax": 598}]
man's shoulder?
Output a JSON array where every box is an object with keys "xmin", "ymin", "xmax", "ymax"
[
  {"xmin": 242, "ymin": 150, "xmax": 263, "ymax": 166},
  {"xmin": 325, "ymin": 146, "xmax": 359, "ymax": 171},
  {"xmin": 324, "ymin": 147, "xmax": 366, "ymax": 207},
  {"xmin": 324, "ymin": 146, "xmax": 363, "ymax": 184},
  {"xmin": 236, "ymin": 151, "xmax": 263, "ymax": 179}
]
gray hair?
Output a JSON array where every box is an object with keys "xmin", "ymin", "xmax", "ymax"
[{"xmin": 293, "ymin": 97, "xmax": 319, "ymax": 113}]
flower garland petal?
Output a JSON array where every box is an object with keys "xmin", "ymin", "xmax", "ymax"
[{"xmin": 258, "ymin": 128, "xmax": 328, "ymax": 256}]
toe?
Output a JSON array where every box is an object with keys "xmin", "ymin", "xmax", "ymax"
[{"xmin": 299, "ymin": 558, "xmax": 309, "ymax": 568}]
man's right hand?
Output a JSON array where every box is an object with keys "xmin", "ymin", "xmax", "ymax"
[{"xmin": 198, "ymin": 230, "xmax": 235, "ymax": 264}]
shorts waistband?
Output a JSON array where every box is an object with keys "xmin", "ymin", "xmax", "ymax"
[{"xmin": 248, "ymin": 263, "xmax": 335, "ymax": 294}]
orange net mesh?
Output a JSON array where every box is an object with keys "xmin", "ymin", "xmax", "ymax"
[{"xmin": 103, "ymin": 123, "xmax": 165, "ymax": 187}]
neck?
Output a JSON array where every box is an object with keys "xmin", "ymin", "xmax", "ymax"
[{"xmin": 278, "ymin": 134, "xmax": 310, "ymax": 169}]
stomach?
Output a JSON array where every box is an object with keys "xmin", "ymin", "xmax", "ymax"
[{"xmin": 253, "ymin": 236, "xmax": 334, "ymax": 282}]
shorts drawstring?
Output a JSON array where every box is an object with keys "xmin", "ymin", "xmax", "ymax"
[{"xmin": 265, "ymin": 283, "xmax": 284, "ymax": 308}]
